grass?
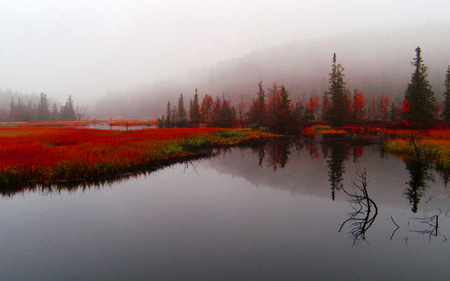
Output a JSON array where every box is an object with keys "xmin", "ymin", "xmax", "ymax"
[
  {"xmin": 0, "ymin": 127, "xmax": 275, "ymax": 187},
  {"xmin": 380, "ymin": 129, "xmax": 450, "ymax": 171},
  {"xmin": 302, "ymin": 125, "xmax": 347, "ymax": 135}
]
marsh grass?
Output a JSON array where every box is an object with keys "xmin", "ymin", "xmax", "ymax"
[
  {"xmin": 382, "ymin": 129, "xmax": 450, "ymax": 171},
  {"xmin": 0, "ymin": 127, "xmax": 275, "ymax": 187}
]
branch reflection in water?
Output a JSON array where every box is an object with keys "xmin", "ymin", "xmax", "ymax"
[{"xmin": 339, "ymin": 168, "xmax": 378, "ymax": 245}]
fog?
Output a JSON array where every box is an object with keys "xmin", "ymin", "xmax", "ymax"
[{"xmin": 1, "ymin": 0, "xmax": 450, "ymax": 114}]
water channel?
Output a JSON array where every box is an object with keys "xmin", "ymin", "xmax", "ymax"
[{"xmin": 1, "ymin": 135, "xmax": 450, "ymax": 280}]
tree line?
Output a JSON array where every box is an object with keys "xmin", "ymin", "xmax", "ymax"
[
  {"xmin": 158, "ymin": 46, "xmax": 450, "ymax": 131},
  {"xmin": 8, "ymin": 93, "xmax": 78, "ymax": 122}
]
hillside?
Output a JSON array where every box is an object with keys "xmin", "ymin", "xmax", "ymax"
[{"xmin": 93, "ymin": 23, "xmax": 450, "ymax": 118}]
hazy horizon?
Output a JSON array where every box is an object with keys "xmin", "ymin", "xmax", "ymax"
[{"xmin": 1, "ymin": 1, "xmax": 450, "ymax": 106}]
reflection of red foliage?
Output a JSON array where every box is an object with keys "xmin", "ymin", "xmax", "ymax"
[
  {"xmin": 302, "ymin": 127, "xmax": 316, "ymax": 135},
  {"xmin": 352, "ymin": 146, "xmax": 364, "ymax": 159},
  {"xmin": 402, "ymin": 156, "xmax": 408, "ymax": 163},
  {"xmin": 308, "ymin": 144, "xmax": 319, "ymax": 159}
]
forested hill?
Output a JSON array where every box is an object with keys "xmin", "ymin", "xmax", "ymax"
[{"xmin": 93, "ymin": 23, "xmax": 450, "ymax": 118}]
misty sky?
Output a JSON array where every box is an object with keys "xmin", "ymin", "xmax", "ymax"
[{"xmin": 1, "ymin": 0, "xmax": 449, "ymax": 105}]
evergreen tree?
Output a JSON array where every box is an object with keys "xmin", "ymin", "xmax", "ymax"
[
  {"xmin": 177, "ymin": 93, "xmax": 187, "ymax": 126},
  {"xmin": 37, "ymin": 93, "xmax": 50, "ymax": 121},
  {"xmin": 327, "ymin": 53, "xmax": 351, "ymax": 126},
  {"xmin": 404, "ymin": 46, "xmax": 436, "ymax": 125},
  {"xmin": 212, "ymin": 96, "xmax": 222, "ymax": 125},
  {"xmin": 189, "ymin": 88, "xmax": 201, "ymax": 124},
  {"xmin": 321, "ymin": 91, "xmax": 331, "ymax": 123},
  {"xmin": 165, "ymin": 101, "xmax": 173, "ymax": 128},
  {"xmin": 388, "ymin": 102, "xmax": 398, "ymax": 121},
  {"xmin": 50, "ymin": 103, "xmax": 60, "ymax": 121},
  {"xmin": 247, "ymin": 81, "xmax": 266, "ymax": 127},
  {"xmin": 220, "ymin": 94, "xmax": 236, "ymax": 127},
  {"xmin": 441, "ymin": 66, "xmax": 450, "ymax": 121},
  {"xmin": 62, "ymin": 95, "xmax": 77, "ymax": 121}
]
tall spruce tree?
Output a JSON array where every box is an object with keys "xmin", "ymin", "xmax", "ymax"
[
  {"xmin": 404, "ymin": 46, "xmax": 435, "ymax": 125},
  {"xmin": 63, "ymin": 95, "xmax": 77, "ymax": 121},
  {"xmin": 327, "ymin": 53, "xmax": 351, "ymax": 126},
  {"xmin": 177, "ymin": 93, "xmax": 187, "ymax": 126},
  {"xmin": 441, "ymin": 66, "xmax": 450, "ymax": 121},
  {"xmin": 165, "ymin": 101, "xmax": 173, "ymax": 128},
  {"xmin": 189, "ymin": 88, "xmax": 201, "ymax": 124},
  {"xmin": 37, "ymin": 93, "xmax": 50, "ymax": 121}
]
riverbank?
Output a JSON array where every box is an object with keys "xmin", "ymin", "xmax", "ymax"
[{"xmin": 0, "ymin": 127, "xmax": 276, "ymax": 187}]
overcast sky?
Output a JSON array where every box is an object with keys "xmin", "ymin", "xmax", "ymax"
[{"xmin": 1, "ymin": 0, "xmax": 449, "ymax": 104}]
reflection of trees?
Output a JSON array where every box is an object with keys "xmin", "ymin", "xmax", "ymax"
[
  {"xmin": 265, "ymin": 138, "xmax": 291, "ymax": 171},
  {"xmin": 251, "ymin": 138, "xmax": 292, "ymax": 171},
  {"xmin": 327, "ymin": 144, "xmax": 350, "ymax": 201},
  {"xmin": 403, "ymin": 135, "xmax": 435, "ymax": 213},
  {"xmin": 404, "ymin": 157, "xmax": 434, "ymax": 213},
  {"xmin": 339, "ymin": 168, "xmax": 378, "ymax": 245}
]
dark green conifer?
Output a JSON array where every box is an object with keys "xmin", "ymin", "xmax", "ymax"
[
  {"xmin": 441, "ymin": 66, "xmax": 450, "ymax": 121},
  {"xmin": 404, "ymin": 46, "xmax": 435, "ymax": 125}
]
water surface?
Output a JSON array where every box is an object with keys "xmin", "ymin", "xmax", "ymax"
[{"xmin": 1, "ymin": 137, "xmax": 449, "ymax": 280}]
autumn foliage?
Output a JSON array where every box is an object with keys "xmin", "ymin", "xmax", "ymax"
[{"xmin": 0, "ymin": 127, "xmax": 271, "ymax": 187}]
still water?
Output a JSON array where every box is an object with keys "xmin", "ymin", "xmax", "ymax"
[{"xmin": 1, "ymin": 136, "xmax": 450, "ymax": 280}]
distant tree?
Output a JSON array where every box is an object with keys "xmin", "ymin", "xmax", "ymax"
[
  {"xmin": 305, "ymin": 95, "xmax": 320, "ymax": 123},
  {"xmin": 352, "ymin": 89, "xmax": 366, "ymax": 121},
  {"xmin": 247, "ymin": 81, "xmax": 266, "ymax": 127},
  {"xmin": 236, "ymin": 93, "xmax": 247, "ymax": 124},
  {"xmin": 200, "ymin": 94, "xmax": 214, "ymax": 124},
  {"xmin": 327, "ymin": 53, "xmax": 351, "ymax": 126},
  {"xmin": 177, "ymin": 93, "xmax": 188, "ymax": 126},
  {"xmin": 37, "ymin": 93, "xmax": 50, "ymax": 121},
  {"xmin": 388, "ymin": 102, "xmax": 399, "ymax": 121},
  {"xmin": 275, "ymin": 85, "xmax": 292, "ymax": 130},
  {"xmin": 266, "ymin": 83, "xmax": 279, "ymax": 128},
  {"xmin": 50, "ymin": 103, "xmax": 60, "ymax": 121},
  {"xmin": 220, "ymin": 94, "xmax": 236, "ymax": 127},
  {"xmin": 62, "ymin": 95, "xmax": 77, "ymax": 121},
  {"xmin": 378, "ymin": 95, "xmax": 390, "ymax": 120},
  {"xmin": 293, "ymin": 99, "xmax": 305, "ymax": 124},
  {"xmin": 165, "ymin": 101, "xmax": 173, "ymax": 128},
  {"xmin": 212, "ymin": 96, "xmax": 222, "ymax": 125},
  {"xmin": 189, "ymin": 89, "xmax": 201, "ymax": 124},
  {"xmin": 404, "ymin": 46, "xmax": 436, "ymax": 126},
  {"xmin": 441, "ymin": 66, "xmax": 450, "ymax": 121}
]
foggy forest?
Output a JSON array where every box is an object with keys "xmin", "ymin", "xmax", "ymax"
[{"xmin": 0, "ymin": 23, "xmax": 449, "ymax": 122}]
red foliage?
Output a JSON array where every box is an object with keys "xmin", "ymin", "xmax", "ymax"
[
  {"xmin": 403, "ymin": 99, "xmax": 410, "ymax": 114},
  {"xmin": 0, "ymin": 127, "xmax": 224, "ymax": 180}
]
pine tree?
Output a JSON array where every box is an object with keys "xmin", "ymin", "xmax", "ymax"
[
  {"xmin": 50, "ymin": 103, "xmax": 60, "ymax": 121},
  {"xmin": 37, "ymin": 93, "xmax": 50, "ymax": 121},
  {"xmin": 177, "ymin": 93, "xmax": 187, "ymax": 126},
  {"xmin": 63, "ymin": 95, "xmax": 77, "ymax": 121},
  {"xmin": 404, "ymin": 46, "xmax": 436, "ymax": 126},
  {"xmin": 327, "ymin": 53, "xmax": 351, "ymax": 126},
  {"xmin": 165, "ymin": 101, "xmax": 173, "ymax": 128},
  {"xmin": 247, "ymin": 81, "xmax": 266, "ymax": 127},
  {"xmin": 441, "ymin": 66, "xmax": 450, "ymax": 121},
  {"xmin": 189, "ymin": 89, "xmax": 201, "ymax": 124}
]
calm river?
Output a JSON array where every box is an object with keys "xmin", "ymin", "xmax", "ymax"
[{"xmin": 1, "ymin": 136, "xmax": 450, "ymax": 280}]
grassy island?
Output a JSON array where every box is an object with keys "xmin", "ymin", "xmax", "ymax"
[{"xmin": 0, "ymin": 126, "xmax": 275, "ymax": 187}]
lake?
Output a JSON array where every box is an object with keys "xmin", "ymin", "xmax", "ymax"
[{"xmin": 1, "ymin": 136, "xmax": 450, "ymax": 280}]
